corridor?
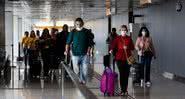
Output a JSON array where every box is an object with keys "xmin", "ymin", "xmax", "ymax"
[{"xmin": 1, "ymin": 0, "xmax": 185, "ymax": 99}]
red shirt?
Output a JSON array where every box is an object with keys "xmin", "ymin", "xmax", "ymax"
[{"xmin": 110, "ymin": 35, "xmax": 134, "ymax": 61}]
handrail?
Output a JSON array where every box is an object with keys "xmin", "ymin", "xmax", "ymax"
[{"xmin": 61, "ymin": 61, "xmax": 98, "ymax": 99}]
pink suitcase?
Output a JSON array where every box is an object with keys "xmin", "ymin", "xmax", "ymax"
[{"xmin": 100, "ymin": 68, "xmax": 118, "ymax": 96}]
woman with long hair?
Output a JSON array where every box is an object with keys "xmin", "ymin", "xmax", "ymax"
[
  {"xmin": 27, "ymin": 30, "xmax": 40, "ymax": 78},
  {"xmin": 40, "ymin": 28, "xmax": 52, "ymax": 77},
  {"xmin": 135, "ymin": 26, "xmax": 156, "ymax": 87}
]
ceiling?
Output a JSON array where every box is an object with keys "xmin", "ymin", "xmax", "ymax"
[{"xmin": 5, "ymin": 0, "xmax": 141, "ymax": 22}]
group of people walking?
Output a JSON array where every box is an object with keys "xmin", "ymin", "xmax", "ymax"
[
  {"xmin": 21, "ymin": 18, "xmax": 95, "ymax": 81},
  {"xmin": 107, "ymin": 25, "xmax": 156, "ymax": 96},
  {"xmin": 21, "ymin": 17, "xmax": 156, "ymax": 96},
  {"xmin": 21, "ymin": 24, "xmax": 69, "ymax": 78}
]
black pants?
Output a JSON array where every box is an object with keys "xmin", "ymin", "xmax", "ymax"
[
  {"xmin": 28, "ymin": 50, "xmax": 40, "ymax": 77},
  {"xmin": 116, "ymin": 60, "xmax": 130, "ymax": 93},
  {"xmin": 41, "ymin": 49, "xmax": 51, "ymax": 76},
  {"xmin": 113, "ymin": 58, "xmax": 116, "ymax": 71},
  {"xmin": 23, "ymin": 48, "xmax": 28, "ymax": 67},
  {"xmin": 52, "ymin": 54, "xmax": 65, "ymax": 69},
  {"xmin": 28, "ymin": 50, "xmax": 37, "ymax": 67}
]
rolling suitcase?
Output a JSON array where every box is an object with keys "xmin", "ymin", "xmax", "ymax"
[
  {"xmin": 100, "ymin": 54, "xmax": 118, "ymax": 96},
  {"xmin": 100, "ymin": 68, "xmax": 117, "ymax": 96},
  {"xmin": 132, "ymin": 63, "xmax": 140, "ymax": 85},
  {"xmin": 103, "ymin": 54, "xmax": 110, "ymax": 68}
]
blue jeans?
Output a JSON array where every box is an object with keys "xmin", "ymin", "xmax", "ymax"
[
  {"xmin": 72, "ymin": 55, "xmax": 90, "ymax": 82},
  {"xmin": 138, "ymin": 55, "xmax": 152, "ymax": 82}
]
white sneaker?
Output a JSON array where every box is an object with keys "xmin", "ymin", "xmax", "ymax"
[
  {"xmin": 146, "ymin": 82, "xmax": 151, "ymax": 87},
  {"xmin": 140, "ymin": 79, "xmax": 144, "ymax": 87},
  {"xmin": 82, "ymin": 81, "xmax": 86, "ymax": 85}
]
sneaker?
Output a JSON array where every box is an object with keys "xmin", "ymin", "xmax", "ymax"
[
  {"xmin": 146, "ymin": 82, "xmax": 151, "ymax": 87},
  {"xmin": 79, "ymin": 79, "xmax": 82, "ymax": 84},
  {"xmin": 120, "ymin": 92, "xmax": 128, "ymax": 96},
  {"xmin": 81, "ymin": 80, "xmax": 86, "ymax": 85},
  {"xmin": 140, "ymin": 79, "xmax": 144, "ymax": 87},
  {"xmin": 31, "ymin": 76, "xmax": 35, "ymax": 79},
  {"xmin": 36, "ymin": 76, "xmax": 40, "ymax": 79}
]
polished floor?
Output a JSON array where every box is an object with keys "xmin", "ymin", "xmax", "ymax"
[
  {"xmin": 1, "ymin": 61, "xmax": 185, "ymax": 99},
  {"xmin": 0, "ymin": 62, "xmax": 85, "ymax": 99},
  {"xmin": 129, "ymin": 72, "xmax": 185, "ymax": 99}
]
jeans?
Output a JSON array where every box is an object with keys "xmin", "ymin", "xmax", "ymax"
[
  {"xmin": 72, "ymin": 55, "xmax": 89, "ymax": 82},
  {"xmin": 138, "ymin": 55, "xmax": 152, "ymax": 82}
]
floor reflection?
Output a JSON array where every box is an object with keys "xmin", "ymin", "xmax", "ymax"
[
  {"xmin": 0, "ymin": 61, "xmax": 84, "ymax": 99},
  {"xmin": 0, "ymin": 76, "xmax": 85, "ymax": 99},
  {"xmin": 0, "ymin": 61, "xmax": 65, "ymax": 89}
]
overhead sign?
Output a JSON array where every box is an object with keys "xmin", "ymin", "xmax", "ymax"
[
  {"xmin": 140, "ymin": 0, "xmax": 152, "ymax": 5},
  {"xmin": 140, "ymin": 0, "xmax": 163, "ymax": 5},
  {"xmin": 105, "ymin": 0, "xmax": 117, "ymax": 16},
  {"xmin": 105, "ymin": 0, "xmax": 111, "ymax": 16},
  {"xmin": 106, "ymin": 8, "xmax": 111, "ymax": 16}
]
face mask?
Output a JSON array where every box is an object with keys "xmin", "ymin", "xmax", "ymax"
[
  {"xmin": 75, "ymin": 22, "xmax": 82, "ymax": 30},
  {"xmin": 76, "ymin": 27, "xmax": 83, "ymax": 31},
  {"xmin": 142, "ymin": 31, "xmax": 146, "ymax": 36},
  {"xmin": 121, "ymin": 31, "xmax": 126, "ymax": 36}
]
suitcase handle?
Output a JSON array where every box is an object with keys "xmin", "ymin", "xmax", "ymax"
[
  {"xmin": 109, "ymin": 53, "xmax": 115, "ymax": 72},
  {"xmin": 104, "ymin": 53, "xmax": 115, "ymax": 72}
]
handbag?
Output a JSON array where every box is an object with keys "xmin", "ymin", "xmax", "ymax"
[
  {"xmin": 143, "ymin": 42, "xmax": 154, "ymax": 57},
  {"xmin": 121, "ymin": 37, "xmax": 136, "ymax": 65},
  {"xmin": 144, "ymin": 51, "xmax": 153, "ymax": 57}
]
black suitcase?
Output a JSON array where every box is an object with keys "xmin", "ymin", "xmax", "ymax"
[{"xmin": 132, "ymin": 64, "xmax": 140, "ymax": 84}]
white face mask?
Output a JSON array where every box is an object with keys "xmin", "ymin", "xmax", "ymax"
[
  {"xmin": 76, "ymin": 27, "xmax": 83, "ymax": 31},
  {"xmin": 142, "ymin": 31, "xmax": 146, "ymax": 36},
  {"xmin": 121, "ymin": 31, "xmax": 126, "ymax": 36},
  {"xmin": 75, "ymin": 21, "xmax": 83, "ymax": 31}
]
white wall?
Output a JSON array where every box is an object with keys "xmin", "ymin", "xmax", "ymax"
[
  {"xmin": 134, "ymin": 0, "xmax": 185, "ymax": 77},
  {"xmin": 85, "ymin": 18, "xmax": 108, "ymax": 74},
  {"xmin": 18, "ymin": 18, "xmax": 22, "ymax": 41},
  {"xmin": 5, "ymin": 11, "xmax": 13, "ymax": 59},
  {"xmin": 112, "ymin": 13, "xmax": 128, "ymax": 31},
  {"xmin": 22, "ymin": 17, "xmax": 32, "ymax": 36},
  {"xmin": 13, "ymin": 16, "xmax": 19, "ymax": 59}
]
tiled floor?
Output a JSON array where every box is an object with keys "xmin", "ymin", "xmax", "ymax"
[
  {"xmin": 0, "ymin": 79, "xmax": 85, "ymax": 99},
  {"xmin": 0, "ymin": 62, "xmax": 85, "ymax": 99},
  {"xmin": 1, "ymin": 61, "xmax": 185, "ymax": 99},
  {"xmin": 86, "ymin": 63, "xmax": 185, "ymax": 99},
  {"xmin": 129, "ymin": 73, "xmax": 185, "ymax": 99}
]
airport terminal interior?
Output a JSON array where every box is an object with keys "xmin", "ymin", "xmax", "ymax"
[{"xmin": 1, "ymin": 0, "xmax": 185, "ymax": 99}]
